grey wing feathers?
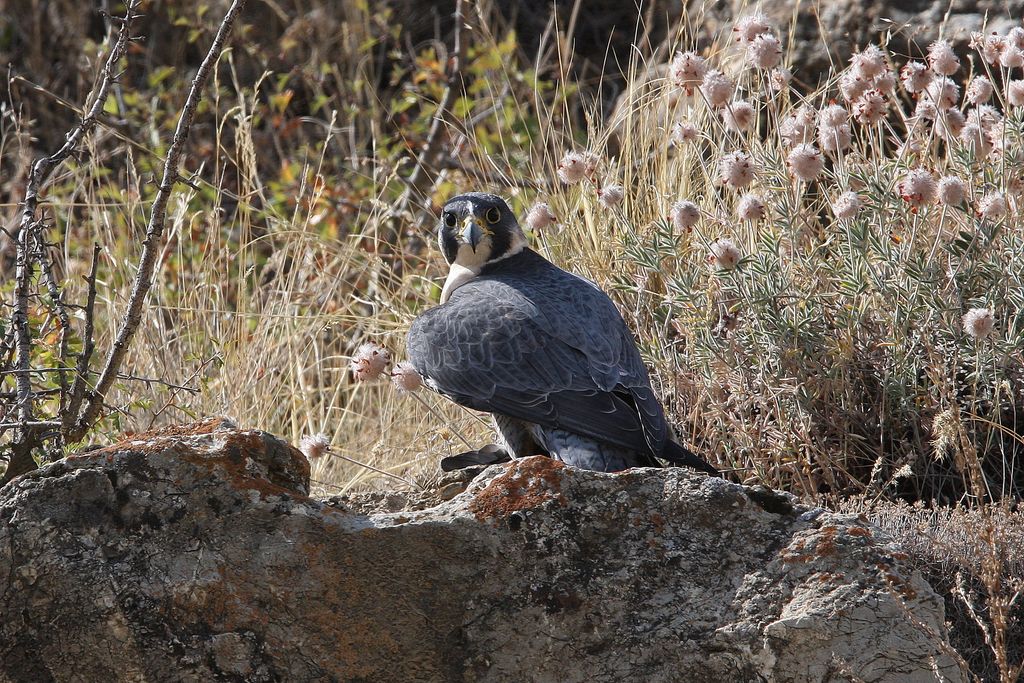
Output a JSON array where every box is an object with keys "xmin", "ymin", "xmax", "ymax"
[{"xmin": 407, "ymin": 266, "xmax": 668, "ymax": 457}]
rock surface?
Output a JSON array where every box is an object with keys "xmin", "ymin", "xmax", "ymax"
[{"xmin": 0, "ymin": 421, "xmax": 965, "ymax": 682}]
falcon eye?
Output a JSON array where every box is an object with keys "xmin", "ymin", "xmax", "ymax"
[
  {"xmin": 485, "ymin": 207, "xmax": 501, "ymax": 224},
  {"xmin": 443, "ymin": 212, "xmax": 457, "ymax": 228}
]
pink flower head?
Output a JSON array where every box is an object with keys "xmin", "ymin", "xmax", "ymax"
[
  {"xmin": 670, "ymin": 51, "xmax": 708, "ymax": 92},
  {"xmin": 525, "ymin": 202, "xmax": 556, "ymax": 231},
  {"xmin": 557, "ymin": 152, "xmax": 588, "ymax": 184},
  {"xmin": 299, "ymin": 433, "xmax": 332, "ymax": 461},
  {"xmin": 817, "ymin": 124, "xmax": 852, "ymax": 155},
  {"xmin": 718, "ymin": 150, "xmax": 756, "ymax": 188},
  {"xmin": 700, "ymin": 70, "xmax": 734, "ymax": 108},
  {"xmin": 962, "ymin": 307, "xmax": 995, "ymax": 340},
  {"xmin": 966, "ymin": 76, "xmax": 994, "ymax": 105},
  {"xmin": 818, "ymin": 104, "xmax": 849, "ymax": 128},
  {"xmin": 722, "ymin": 100, "xmax": 756, "ymax": 131},
  {"xmin": 839, "ymin": 70, "xmax": 870, "ymax": 102},
  {"xmin": 924, "ymin": 76, "xmax": 960, "ymax": 109},
  {"xmin": 851, "ymin": 45, "xmax": 887, "ymax": 79},
  {"xmin": 598, "ymin": 184, "xmax": 625, "ymax": 209},
  {"xmin": 391, "ymin": 360, "xmax": 423, "ymax": 393},
  {"xmin": 927, "ymin": 40, "xmax": 960, "ymax": 76},
  {"xmin": 1008, "ymin": 80, "xmax": 1024, "ymax": 108},
  {"xmin": 733, "ymin": 13, "xmax": 772, "ymax": 45},
  {"xmin": 934, "ymin": 108, "xmax": 965, "ymax": 141},
  {"xmin": 779, "ymin": 105, "xmax": 815, "ymax": 146},
  {"xmin": 769, "ymin": 67, "xmax": 792, "ymax": 91},
  {"xmin": 897, "ymin": 168, "xmax": 937, "ymax": 210},
  {"xmin": 1000, "ymin": 43, "xmax": 1024, "ymax": 69},
  {"xmin": 736, "ymin": 193, "xmax": 766, "ymax": 221},
  {"xmin": 787, "ymin": 143, "xmax": 824, "ymax": 181},
  {"xmin": 672, "ymin": 121, "xmax": 700, "ymax": 145},
  {"xmin": 900, "ymin": 61, "xmax": 932, "ymax": 94},
  {"xmin": 671, "ymin": 200, "xmax": 701, "ymax": 231},
  {"xmin": 937, "ymin": 175, "xmax": 966, "ymax": 206},
  {"xmin": 831, "ymin": 191, "xmax": 861, "ymax": 219},
  {"xmin": 351, "ymin": 342, "xmax": 390, "ymax": 382},
  {"xmin": 853, "ymin": 89, "xmax": 888, "ymax": 125},
  {"xmin": 748, "ymin": 33, "xmax": 783, "ymax": 69},
  {"xmin": 970, "ymin": 31, "xmax": 1005, "ymax": 65},
  {"xmin": 874, "ymin": 70, "xmax": 897, "ymax": 95},
  {"xmin": 977, "ymin": 191, "xmax": 1007, "ymax": 219},
  {"xmin": 710, "ymin": 238, "xmax": 742, "ymax": 270},
  {"xmin": 960, "ymin": 123, "xmax": 993, "ymax": 159},
  {"xmin": 966, "ymin": 105, "xmax": 1002, "ymax": 131}
]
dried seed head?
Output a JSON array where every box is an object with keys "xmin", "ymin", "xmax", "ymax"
[
  {"xmin": 851, "ymin": 45, "xmax": 887, "ymax": 79},
  {"xmin": 831, "ymin": 191, "xmax": 862, "ymax": 219},
  {"xmin": 710, "ymin": 238, "xmax": 742, "ymax": 270},
  {"xmin": 818, "ymin": 104, "xmax": 849, "ymax": 127},
  {"xmin": 966, "ymin": 76, "xmax": 994, "ymax": 104},
  {"xmin": 700, "ymin": 69, "xmax": 734, "ymax": 108},
  {"xmin": 748, "ymin": 33, "xmax": 783, "ymax": 69},
  {"xmin": 299, "ymin": 433, "xmax": 332, "ymax": 461},
  {"xmin": 351, "ymin": 343, "xmax": 391, "ymax": 382},
  {"xmin": 736, "ymin": 193, "xmax": 766, "ymax": 221},
  {"xmin": 390, "ymin": 360, "xmax": 423, "ymax": 393},
  {"xmin": 937, "ymin": 175, "xmax": 966, "ymax": 206},
  {"xmin": 769, "ymin": 67, "xmax": 792, "ymax": 91},
  {"xmin": 900, "ymin": 61, "xmax": 932, "ymax": 93},
  {"xmin": 897, "ymin": 168, "xmax": 937, "ymax": 209},
  {"xmin": 779, "ymin": 105, "xmax": 815, "ymax": 146},
  {"xmin": 839, "ymin": 70, "xmax": 870, "ymax": 102},
  {"xmin": 557, "ymin": 152, "xmax": 588, "ymax": 184},
  {"xmin": 671, "ymin": 200, "xmax": 701, "ymax": 231},
  {"xmin": 670, "ymin": 51, "xmax": 709, "ymax": 92},
  {"xmin": 722, "ymin": 100, "xmax": 756, "ymax": 131},
  {"xmin": 525, "ymin": 202, "xmax": 556, "ymax": 231},
  {"xmin": 598, "ymin": 184, "xmax": 625, "ymax": 209},
  {"xmin": 1007, "ymin": 80, "xmax": 1024, "ymax": 107},
  {"xmin": 817, "ymin": 124, "xmax": 852, "ymax": 154},
  {"xmin": 933, "ymin": 108, "xmax": 965, "ymax": 141},
  {"xmin": 733, "ymin": 13, "xmax": 772, "ymax": 45},
  {"xmin": 853, "ymin": 89, "xmax": 888, "ymax": 125},
  {"xmin": 924, "ymin": 76, "xmax": 960, "ymax": 109},
  {"xmin": 718, "ymin": 150, "xmax": 756, "ymax": 188},
  {"xmin": 962, "ymin": 307, "xmax": 995, "ymax": 340},
  {"xmin": 927, "ymin": 39, "xmax": 960, "ymax": 76},
  {"xmin": 978, "ymin": 191, "xmax": 1007, "ymax": 219},
  {"xmin": 970, "ymin": 31, "xmax": 1004, "ymax": 65},
  {"xmin": 787, "ymin": 143, "xmax": 824, "ymax": 181},
  {"xmin": 1001, "ymin": 43, "xmax": 1024, "ymax": 69},
  {"xmin": 672, "ymin": 121, "xmax": 700, "ymax": 145}
]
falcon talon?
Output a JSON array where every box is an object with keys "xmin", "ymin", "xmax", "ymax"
[{"xmin": 409, "ymin": 192, "xmax": 720, "ymax": 477}]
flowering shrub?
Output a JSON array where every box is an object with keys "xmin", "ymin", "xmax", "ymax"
[{"xmin": 531, "ymin": 14, "xmax": 1024, "ymax": 507}]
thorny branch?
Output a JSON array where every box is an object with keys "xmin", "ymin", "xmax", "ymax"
[
  {"xmin": 2, "ymin": 1, "xmax": 140, "ymax": 485},
  {"xmin": 70, "ymin": 0, "xmax": 249, "ymax": 443}
]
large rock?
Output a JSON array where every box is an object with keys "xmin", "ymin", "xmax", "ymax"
[{"xmin": 0, "ymin": 421, "xmax": 965, "ymax": 682}]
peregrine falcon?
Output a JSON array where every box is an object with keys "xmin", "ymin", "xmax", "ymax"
[{"xmin": 407, "ymin": 192, "xmax": 719, "ymax": 476}]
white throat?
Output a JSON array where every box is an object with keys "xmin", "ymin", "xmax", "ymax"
[
  {"xmin": 441, "ymin": 262, "xmax": 480, "ymax": 303},
  {"xmin": 439, "ymin": 229, "xmax": 528, "ymax": 304}
]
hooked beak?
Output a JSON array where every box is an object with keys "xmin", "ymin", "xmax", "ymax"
[{"xmin": 461, "ymin": 217, "xmax": 483, "ymax": 251}]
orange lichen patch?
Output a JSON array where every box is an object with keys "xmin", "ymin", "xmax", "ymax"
[
  {"xmin": 847, "ymin": 525, "xmax": 873, "ymax": 538},
  {"xmin": 468, "ymin": 456, "xmax": 566, "ymax": 521},
  {"xmin": 181, "ymin": 431, "xmax": 308, "ymax": 500},
  {"xmin": 815, "ymin": 525, "xmax": 839, "ymax": 557}
]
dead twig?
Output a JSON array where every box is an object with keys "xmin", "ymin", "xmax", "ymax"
[
  {"xmin": 71, "ymin": 0, "xmax": 249, "ymax": 442},
  {"xmin": 2, "ymin": 1, "xmax": 140, "ymax": 486}
]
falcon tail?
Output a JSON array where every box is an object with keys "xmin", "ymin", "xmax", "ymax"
[{"xmin": 662, "ymin": 441, "xmax": 721, "ymax": 477}]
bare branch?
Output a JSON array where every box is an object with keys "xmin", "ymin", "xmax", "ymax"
[
  {"xmin": 400, "ymin": 0, "xmax": 467, "ymax": 209},
  {"xmin": 63, "ymin": 243, "xmax": 101, "ymax": 430},
  {"xmin": 3, "ymin": 1, "xmax": 140, "ymax": 484},
  {"xmin": 32, "ymin": 231, "xmax": 72, "ymax": 402},
  {"xmin": 71, "ymin": 0, "xmax": 249, "ymax": 442}
]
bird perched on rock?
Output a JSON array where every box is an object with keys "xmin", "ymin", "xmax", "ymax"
[{"xmin": 407, "ymin": 192, "xmax": 719, "ymax": 476}]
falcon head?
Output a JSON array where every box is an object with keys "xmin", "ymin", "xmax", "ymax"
[{"xmin": 437, "ymin": 192, "xmax": 527, "ymax": 303}]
